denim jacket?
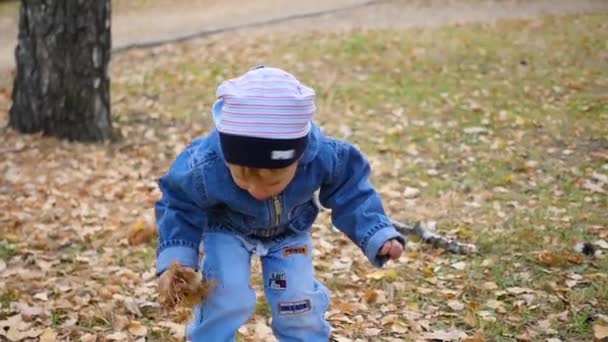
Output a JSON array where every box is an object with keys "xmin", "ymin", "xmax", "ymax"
[{"xmin": 155, "ymin": 124, "xmax": 404, "ymax": 274}]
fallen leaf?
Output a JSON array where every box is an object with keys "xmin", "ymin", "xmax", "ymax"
[
  {"xmin": 403, "ymin": 187, "xmax": 420, "ymax": 198},
  {"xmin": 538, "ymin": 251, "xmax": 563, "ymax": 266},
  {"xmin": 582, "ymin": 179, "xmax": 605, "ymax": 193},
  {"xmin": 506, "ymin": 287, "xmax": 533, "ymax": 295},
  {"xmin": 159, "ymin": 262, "xmax": 215, "ymax": 310},
  {"xmin": 39, "ymin": 328, "xmax": 57, "ymax": 342},
  {"xmin": 80, "ymin": 334, "xmax": 97, "ymax": 342},
  {"xmin": 464, "ymin": 311, "xmax": 477, "ymax": 328},
  {"xmin": 366, "ymin": 269, "xmax": 398, "ymax": 281},
  {"xmin": 462, "ymin": 334, "xmax": 485, "ymax": 342},
  {"xmin": 158, "ymin": 321, "xmax": 186, "ymax": 339},
  {"xmin": 363, "ymin": 289, "xmax": 378, "ymax": 303},
  {"xmin": 451, "ymin": 261, "xmax": 467, "ymax": 270},
  {"xmin": 33, "ymin": 292, "xmax": 49, "ymax": 301},
  {"xmin": 127, "ymin": 220, "xmax": 157, "ymax": 246},
  {"xmin": 483, "ymin": 282, "xmax": 498, "ymax": 290},
  {"xmin": 463, "ymin": 127, "xmax": 488, "ymax": 134},
  {"xmin": 252, "ymin": 320, "xmax": 274, "ymax": 340},
  {"xmin": 391, "ymin": 321, "xmax": 409, "ymax": 334},
  {"xmin": 594, "ymin": 323, "xmax": 608, "ymax": 340},
  {"xmin": 421, "ymin": 328, "xmax": 468, "ymax": 341},
  {"xmin": 106, "ymin": 332, "xmax": 128, "ymax": 341},
  {"xmin": 128, "ymin": 321, "xmax": 148, "ymax": 337},
  {"xmin": 447, "ymin": 300, "xmax": 465, "ymax": 312},
  {"xmin": 595, "ymin": 240, "xmax": 608, "ymax": 250},
  {"xmin": 15, "ymin": 302, "xmax": 43, "ymax": 320},
  {"xmin": 365, "ymin": 328, "xmax": 382, "ymax": 336}
]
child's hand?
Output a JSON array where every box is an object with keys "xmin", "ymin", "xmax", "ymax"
[
  {"xmin": 378, "ymin": 239, "xmax": 403, "ymax": 261},
  {"xmin": 158, "ymin": 262, "xmax": 214, "ymax": 310}
]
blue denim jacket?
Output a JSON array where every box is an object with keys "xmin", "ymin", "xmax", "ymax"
[{"xmin": 155, "ymin": 124, "xmax": 404, "ymax": 274}]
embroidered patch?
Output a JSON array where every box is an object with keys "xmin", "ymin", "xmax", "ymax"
[
  {"xmin": 278, "ymin": 299, "xmax": 311, "ymax": 315},
  {"xmin": 268, "ymin": 272, "xmax": 287, "ymax": 290},
  {"xmin": 282, "ymin": 245, "xmax": 309, "ymax": 257}
]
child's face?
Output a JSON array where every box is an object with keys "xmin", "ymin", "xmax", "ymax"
[{"xmin": 227, "ymin": 163, "xmax": 298, "ymax": 201}]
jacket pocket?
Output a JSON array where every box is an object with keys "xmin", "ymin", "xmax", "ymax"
[{"xmin": 287, "ymin": 200, "xmax": 319, "ymax": 232}]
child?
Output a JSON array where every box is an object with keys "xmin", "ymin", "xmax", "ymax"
[{"xmin": 156, "ymin": 66, "xmax": 405, "ymax": 341}]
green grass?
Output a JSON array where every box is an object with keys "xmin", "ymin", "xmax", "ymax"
[
  {"xmin": 50, "ymin": 308, "xmax": 67, "ymax": 327},
  {"xmin": 0, "ymin": 289, "xmax": 17, "ymax": 308},
  {"xmin": 0, "ymin": 240, "xmax": 17, "ymax": 260}
]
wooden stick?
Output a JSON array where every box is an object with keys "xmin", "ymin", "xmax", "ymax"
[{"xmin": 391, "ymin": 220, "xmax": 478, "ymax": 255}]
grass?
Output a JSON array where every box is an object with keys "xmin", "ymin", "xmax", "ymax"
[
  {"xmin": 0, "ymin": 289, "xmax": 17, "ymax": 309},
  {"xmin": 0, "ymin": 240, "xmax": 17, "ymax": 260}
]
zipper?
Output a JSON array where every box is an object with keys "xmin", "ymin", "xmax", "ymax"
[{"xmin": 272, "ymin": 195, "xmax": 282, "ymax": 226}]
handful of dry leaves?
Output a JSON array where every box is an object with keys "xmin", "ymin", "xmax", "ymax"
[{"xmin": 159, "ymin": 262, "xmax": 215, "ymax": 310}]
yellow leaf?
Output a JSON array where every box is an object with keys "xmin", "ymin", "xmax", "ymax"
[
  {"xmin": 366, "ymin": 269, "xmax": 398, "ymax": 282},
  {"xmin": 594, "ymin": 323, "xmax": 608, "ymax": 340},
  {"xmin": 133, "ymin": 220, "xmax": 145, "ymax": 231},
  {"xmin": 127, "ymin": 220, "xmax": 156, "ymax": 246}
]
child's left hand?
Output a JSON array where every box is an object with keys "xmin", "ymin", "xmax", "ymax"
[{"xmin": 378, "ymin": 239, "xmax": 403, "ymax": 260}]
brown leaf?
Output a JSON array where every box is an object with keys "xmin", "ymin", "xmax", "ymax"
[
  {"xmin": 462, "ymin": 334, "xmax": 485, "ymax": 342},
  {"xmin": 127, "ymin": 220, "xmax": 157, "ymax": 246},
  {"xmin": 112, "ymin": 315, "xmax": 129, "ymax": 331},
  {"xmin": 594, "ymin": 323, "xmax": 608, "ymax": 340},
  {"xmin": 39, "ymin": 328, "xmax": 57, "ymax": 342},
  {"xmin": 128, "ymin": 321, "xmax": 148, "ymax": 337},
  {"xmin": 336, "ymin": 302, "xmax": 355, "ymax": 314},
  {"xmin": 363, "ymin": 289, "xmax": 378, "ymax": 304},
  {"xmin": 159, "ymin": 262, "xmax": 215, "ymax": 310},
  {"xmin": 464, "ymin": 311, "xmax": 477, "ymax": 328},
  {"xmin": 538, "ymin": 251, "xmax": 563, "ymax": 266}
]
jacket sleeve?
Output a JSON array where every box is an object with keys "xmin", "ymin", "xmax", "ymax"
[
  {"xmin": 319, "ymin": 141, "xmax": 405, "ymax": 268},
  {"xmin": 155, "ymin": 150, "xmax": 209, "ymax": 275}
]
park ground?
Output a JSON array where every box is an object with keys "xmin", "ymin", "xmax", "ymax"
[{"xmin": 0, "ymin": 0, "xmax": 607, "ymax": 341}]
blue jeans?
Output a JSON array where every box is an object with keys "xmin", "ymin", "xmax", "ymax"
[{"xmin": 187, "ymin": 231, "xmax": 331, "ymax": 341}]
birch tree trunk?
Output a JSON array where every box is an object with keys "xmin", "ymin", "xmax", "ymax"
[{"xmin": 9, "ymin": 0, "xmax": 113, "ymax": 142}]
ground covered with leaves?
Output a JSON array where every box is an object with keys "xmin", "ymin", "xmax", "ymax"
[{"xmin": 0, "ymin": 13, "xmax": 607, "ymax": 342}]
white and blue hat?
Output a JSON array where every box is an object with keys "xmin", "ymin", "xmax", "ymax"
[{"xmin": 212, "ymin": 66, "xmax": 316, "ymax": 168}]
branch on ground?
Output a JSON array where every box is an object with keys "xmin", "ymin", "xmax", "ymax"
[{"xmin": 391, "ymin": 220, "xmax": 478, "ymax": 255}]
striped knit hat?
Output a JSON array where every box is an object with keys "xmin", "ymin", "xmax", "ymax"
[{"xmin": 212, "ymin": 66, "xmax": 316, "ymax": 169}]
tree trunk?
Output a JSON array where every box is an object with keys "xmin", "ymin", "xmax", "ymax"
[{"xmin": 9, "ymin": 0, "xmax": 113, "ymax": 142}]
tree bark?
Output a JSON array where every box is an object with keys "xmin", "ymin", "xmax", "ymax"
[{"xmin": 9, "ymin": 0, "xmax": 113, "ymax": 142}]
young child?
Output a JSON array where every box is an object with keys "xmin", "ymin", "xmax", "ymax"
[{"xmin": 156, "ymin": 66, "xmax": 405, "ymax": 341}]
